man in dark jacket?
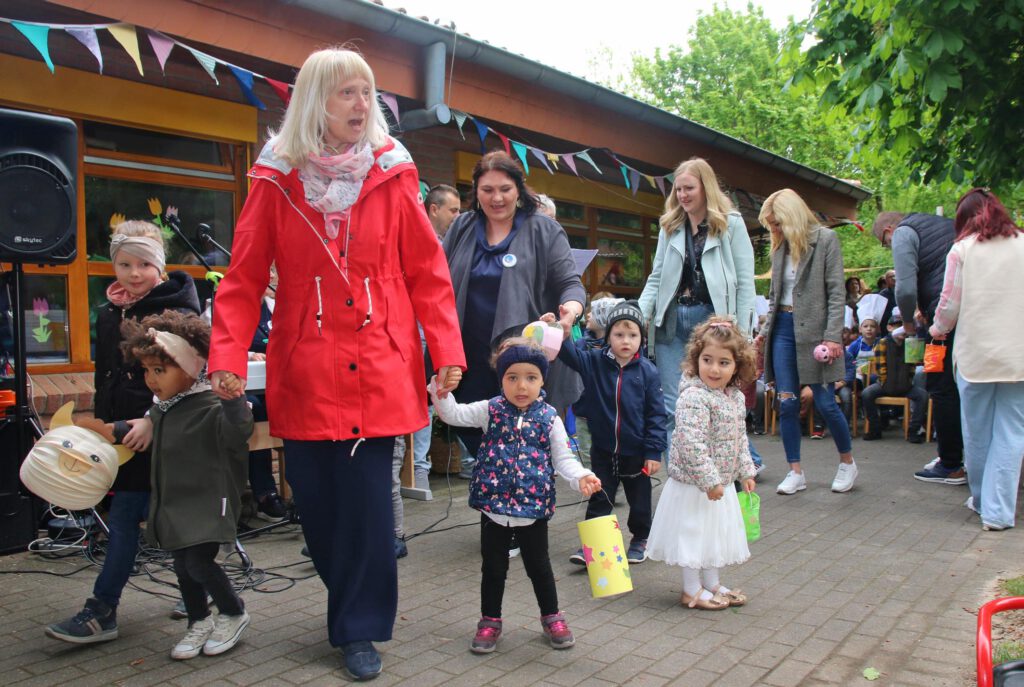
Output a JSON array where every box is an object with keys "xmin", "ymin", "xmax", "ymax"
[
  {"xmin": 556, "ymin": 301, "xmax": 667, "ymax": 565},
  {"xmin": 872, "ymin": 212, "xmax": 964, "ymax": 484}
]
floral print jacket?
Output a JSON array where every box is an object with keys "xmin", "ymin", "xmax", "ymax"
[{"xmin": 668, "ymin": 375, "xmax": 757, "ymax": 491}]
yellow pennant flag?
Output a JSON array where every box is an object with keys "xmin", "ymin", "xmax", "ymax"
[
  {"xmin": 545, "ymin": 153, "xmax": 560, "ymax": 170},
  {"xmin": 107, "ymin": 24, "xmax": 144, "ymax": 76}
]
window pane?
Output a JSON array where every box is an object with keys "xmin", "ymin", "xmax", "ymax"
[
  {"xmin": 596, "ymin": 238, "xmax": 645, "ymax": 288},
  {"xmin": 21, "ymin": 275, "xmax": 70, "ymax": 364},
  {"xmin": 85, "ymin": 177, "xmax": 234, "ymax": 266},
  {"xmin": 556, "ymin": 201, "xmax": 585, "ymax": 222},
  {"xmin": 84, "ymin": 121, "xmax": 225, "ymax": 166},
  {"xmin": 596, "ymin": 208, "xmax": 642, "ymax": 232}
]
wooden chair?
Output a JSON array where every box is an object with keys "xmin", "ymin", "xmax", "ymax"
[
  {"xmin": 765, "ymin": 385, "xmax": 815, "ymax": 436},
  {"xmin": 862, "ymin": 361, "xmax": 934, "ymax": 440}
]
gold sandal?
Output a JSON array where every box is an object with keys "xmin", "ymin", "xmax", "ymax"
[
  {"xmin": 710, "ymin": 587, "xmax": 746, "ymax": 607},
  {"xmin": 680, "ymin": 588, "xmax": 729, "ymax": 610}
]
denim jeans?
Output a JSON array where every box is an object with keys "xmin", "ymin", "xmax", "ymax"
[
  {"xmin": 956, "ymin": 374, "xmax": 1024, "ymax": 529},
  {"xmin": 411, "ymin": 408, "xmax": 432, "ymax": 473},
  {"xmin": 770, "ymin": 312, "xmax": 852, "ymax": 463},
  {"xmin": 655, "ymin": 302, "xmax": 715, "ymax": 435},
  {"xmin": 93, "ymin": 490, "xmax": 149, "ymax": 608}
]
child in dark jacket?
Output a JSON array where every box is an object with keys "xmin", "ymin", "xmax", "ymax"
[
  {"xmin": 549, "ymin": 300, "xmax": 668, "ymax": 565},
  {"xmin": 121, "ymin": 310, "xmax": 253, "ymax": 661},
  {"xmin": 429, "ymin": 338, "xmax": 600, "ymax": 655}
]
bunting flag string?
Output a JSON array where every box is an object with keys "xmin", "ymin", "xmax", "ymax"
[{"xmin": 0, "ymin": 15, "xmax": 677, "ymax": 196}]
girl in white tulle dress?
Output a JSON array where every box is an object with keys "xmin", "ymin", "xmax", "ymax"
[{"xmin": 647, "ymin": 316, "xmax": 758, "ymax": 610}]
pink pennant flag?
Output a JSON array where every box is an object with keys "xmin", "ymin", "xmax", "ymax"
[
  {"xmin": 655, "ymin": 176, "xmax": 667, "ymax": 196},
  {"xmin": 66, "ymin": 27, "xmax": 103, "ymax": 73},
  {"xmin": 562, "ymin": 154, "xmax": 578, "ymax": 176},
  {"xmin": 146, "ymin": 31, "xmax": 175, "ymax": 74},
  {"xmin": 379, "ymin": 92, "xmax": 400, "ymax": 124},
  {"xmin": 107, "ymin": 24, "xmax": 144, "ymax": 76},
  {"xmin": 265, "ymin": 77, "xmax": 292, "ymax": 106},
  {"xmin": 496, "ymin": 133, "xmax": 510, "ymax": 156}
]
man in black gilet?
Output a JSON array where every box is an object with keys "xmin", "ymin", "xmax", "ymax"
[{"xmin": 873, "ymin": 212, "xmax": 965, "ymax": 484}]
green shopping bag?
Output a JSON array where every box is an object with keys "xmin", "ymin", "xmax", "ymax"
[
  {"xmin": 904, "ymin": 337, "xmax": 925, "ymax": 364},
  {"xmin": 737, "ymin": 491, "xmax": 761, "ymax": 542}
]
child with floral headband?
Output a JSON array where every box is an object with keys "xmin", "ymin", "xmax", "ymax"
[
  {"xmin": 121, "ymin": 310, "xmax": 253, "ymax": 661},
  {"xmin": 647, "ymin": 316, "xmax": 758, "ymax": 611},
  {"xmin": 46, "ymin": 221, "xmax": 200, "ymax": 646},
  {"xmin": 428, "ymin": 338, "xmax": 601, "ymax": 655}
]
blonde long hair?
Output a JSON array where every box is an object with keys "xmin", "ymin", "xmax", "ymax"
[
  {"xmin": 659, "ymin": 157, "xmax": 734, "ymax": 237},
  {"xmin": 273, "ymin": 47, "xmax": 389, "ymax": 166},
  {"xmin": 760, "ymin": 188, "xmax": 818, "ymax": 265}
]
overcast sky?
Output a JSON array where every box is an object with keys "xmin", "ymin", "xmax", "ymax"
[{"xmin": 391, "ymin": 0, "xmax": 814, "ymax": 80}]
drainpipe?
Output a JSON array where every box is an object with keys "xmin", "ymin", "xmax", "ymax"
[{"xmin": 398, "ymin": 41, "xmax": 451, "ymax": 132}]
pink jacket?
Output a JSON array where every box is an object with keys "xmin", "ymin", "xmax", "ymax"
[{"xmin": 209, "ymin": 137, "xmax": 465, "ymax": 440}]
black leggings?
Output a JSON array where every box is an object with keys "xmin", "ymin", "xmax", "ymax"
[
  {"xmin": 480, "ymin": 514, "xmax": 558, "ymax": 619},
  {"xmin": 172, "ymin": 542, "xmax": 244, "ymax": 623}
]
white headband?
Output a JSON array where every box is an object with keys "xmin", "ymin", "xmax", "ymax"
[
  {"xmin": 110, "ymin": 235, "xmax": 166, "ymax": 272},
  {"xmin": 148, "ymin": 328, "xmax": 205, "ymax": 379}
]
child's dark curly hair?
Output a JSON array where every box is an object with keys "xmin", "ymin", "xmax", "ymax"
[
  {"xmin": 120, "ymin": 310, "xmax": 211, "ymax": 367},
  {"xmin": 682, "ymin": 315, "xmax": 756, "ymax": 388}
]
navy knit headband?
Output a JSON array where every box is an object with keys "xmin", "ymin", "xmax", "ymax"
[{"xmin": 495, "ymin": 344, "xmax": 549, "ymax": 380}]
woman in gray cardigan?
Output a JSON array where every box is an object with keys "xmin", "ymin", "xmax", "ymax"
[
  {"xmin": 757, "ymin": 189, "xmax": 857, "ymax": 495},
  {"xmin": 442, "ymin": 151, "xmax": 585, "ymax": 457},
  {"xmin": 638, "ymin": 157, "xmax": 756, "ymax": 440}
]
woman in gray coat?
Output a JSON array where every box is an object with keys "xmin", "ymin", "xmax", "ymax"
[
  {"xmin": 757, "ymin": 189, "xmax": 857, "ymax": 495},
  {"xmin": 442, "ymin": 151, "xmax": 585, "ymax": 457}
]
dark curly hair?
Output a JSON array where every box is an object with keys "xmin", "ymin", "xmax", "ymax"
[
  {"xmin": 470, "ymin": 150, "xmax": 539, "ymax": 215},
  {"xmin": 121, "ymin": 310, "xmax": 211, "ymax": 368},
  {"xmin": 682, "ymin": 315, "xmax": 756, "ymax": 388}
]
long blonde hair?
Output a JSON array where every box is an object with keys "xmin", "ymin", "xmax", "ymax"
[
  {"xmin": 659, "ymin": 157, "xmax": 734, "ymax": 237},
  {"xmin": 273, "ymin": 47, "xmax": 389, "ymax": 166},
  {"xmin": 760, "ymin": 188, "xmax": 818, "ymax": 265}
]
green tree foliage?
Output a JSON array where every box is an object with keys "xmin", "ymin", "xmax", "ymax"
[
  {"xmin": 627, "ymin": 3, "xmax": 855, "ymax": 177},
  {"xmin": 783, "ymin": 0, "xmax": 1024, "ymax": 189}
]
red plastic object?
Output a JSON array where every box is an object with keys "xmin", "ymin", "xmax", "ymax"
[{"xmin": 977, "ymin": 597, "xmax": 1024, "ymax": 687}]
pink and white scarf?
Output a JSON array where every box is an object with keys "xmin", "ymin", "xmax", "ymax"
[{"xmin": 299, "ymin": 144, "xmax": 375, "ymax": 239}]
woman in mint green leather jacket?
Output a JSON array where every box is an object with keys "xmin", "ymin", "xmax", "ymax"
[{"xmin": 638, "ymin": 157, "xmax": 755, "ymax": 435}]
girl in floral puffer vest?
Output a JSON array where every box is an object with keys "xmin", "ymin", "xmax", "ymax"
[
  {"xmin": 647, "ymin": 317, "xmax": 759, "ymax": 611},
  {"xmin": 429, "ymin": 338, "xmax": 600, "ymax": 655}
]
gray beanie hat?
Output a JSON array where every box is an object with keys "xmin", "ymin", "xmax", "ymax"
[
  {"xmin": 606, "ymin": 300, "xmax": 645, "ymax": 340},
  {"xmin": 589, "ymin": 297, "xmax": 624, "ymax": 329}
]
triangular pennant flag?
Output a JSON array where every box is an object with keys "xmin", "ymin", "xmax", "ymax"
[
  {"xmin": 473, "ymin": 119, "xmax": 489, "ymax": 153},
  {"xmin": 12, "ymin": 22, "xmax": 54, "ymax": 73},
  {"xmin": 453, "ymin": 110, "xmax": 468, "ymax": 139},
  {"xmin": 562, "ymin": 154, "xmax": 578, "ymax": 176},
  {"xmin": 379, "ymin": 92, "xmax": 400, "ymax": 124},
  {"xmin": 655, "ymin": 176, "xmax": 667, "ymax": 196},
  {"xmin": 511, "ymin": 141, "xmax": 529, "ymax": 175},
  {"xmin": 496, "ymin": 133, "xmax": 510, "ymax": 156},
  {"xmin": 666, "ymin": 173, "xmax": 675, "ymax": 186},
  {"xmin": 107, "ymin": 24, "xmax": 144, "ymax": 76},
  {"xmin": 66, "ymin": 27, "xmax": 103, "ymax": 73},
  {"xmin": 629, "ymin": 170, "xmax": 641, "ymax": 197},
  {"xmin": 576, "ymin": 150, "xmax": 602, "ymax": 175},
  {"xmin": 620, "ymin": 165, "xmax": 631, "ymax": 190},
  {"xmin": 228, "ymin": 64, "xmax": 266, "ymax": 110},
  {"xmin": 146, "ymin": 31, "xmax": 175, "ymax": 74},
  {"xmin": 187, "ymin": 46, "xmax": 219, "ymax": 84},
  {"xmin": 644, "ymin": 174, "xmax": 656, "ymax": 190},
  {"xmin": 545, "ymin": 153, "xmax": 560, "ymax": 170},
  {"xmin": 265, "ymin": 77, "xmax": 292, "ymax": 106},
  {"xmin": 530, "ymin": 147, "xmax": 553, "ymax": 174}
]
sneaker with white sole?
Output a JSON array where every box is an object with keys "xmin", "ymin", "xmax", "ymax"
[
  {"xmin": 831, "ymin": 461, "xmax": 858, "ymax": 493},
  {"xmin": 203, "ymin": 611, "xmax": 249, "ymax": 656},
  {"xmin": 965, "ymin": 495, "xmax": 979, "ymax": 514},
  {"xmin": 776, "ymin": 470, "xmax": 807, "ymax": 495},
  {"xmin": 923, "ymin": 457, "xmax": 940, "ymax": 470},
  {"xmin": 171, "ymin": 616, "xmax": 215, "ymax": 660}
]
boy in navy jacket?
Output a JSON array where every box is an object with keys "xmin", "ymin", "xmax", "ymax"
[{"xmin": 549, "ymin": 300, "xmax": 667, "ymax": 564}]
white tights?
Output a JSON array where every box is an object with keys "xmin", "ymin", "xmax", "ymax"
[{"xmin": 682, "ymin": 567, "xmax": 729, "ymax": 601}]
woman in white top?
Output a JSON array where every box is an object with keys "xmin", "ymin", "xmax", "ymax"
[
  {"xmin": 757, "ymin": 189, "xmax": 857, "ymax": 495},
  {"xmin": 929, "ymin": 188, "xmax": 1024, "ymax": 531}
]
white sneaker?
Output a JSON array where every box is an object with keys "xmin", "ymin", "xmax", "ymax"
[
  {"xmin": 923, "ymin": 457, "xmax": 940, "ymax": 470},
  {"xmin": 776, "ymin": 470, "xmax": 807, "ymax": 495},
  {"xmin": 754, "ymin": 463, "xmax": 765, "ymax": 481},
  {"xmin": 964, "ymin": 496, "xmax": 979, "ymax": 514},
  {"xmin": 203, "ymin": 611, "xmax": 250, "ymax": 656},
  {"xmin": 171, "ymin": 616, "xmax": 215, "ymax": 660},
  {"xmin": 508, "ymin": 547, "xmax": 521, "ymax": 558},
  {"xmin": 831, "ymin": 461, "xmax": 858, "ymax": 493}
]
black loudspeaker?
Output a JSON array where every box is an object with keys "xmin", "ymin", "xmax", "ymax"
[{"xmin": 0, "ymin": 108, "xmax": 77, "ymax": 264}]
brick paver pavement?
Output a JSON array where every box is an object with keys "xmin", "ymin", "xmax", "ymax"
[{"xmin": 1, "ymin": 432, "xmax": 1021, "ymax": 686}]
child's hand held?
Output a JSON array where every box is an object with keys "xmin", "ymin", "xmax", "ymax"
[
  {"xmin": 743, "ymin": 478, "xmax": 756, "ymax": 493},
  {"xmin": 706, "ymin": 484, "xmax": 725, "ymax": 501}
]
